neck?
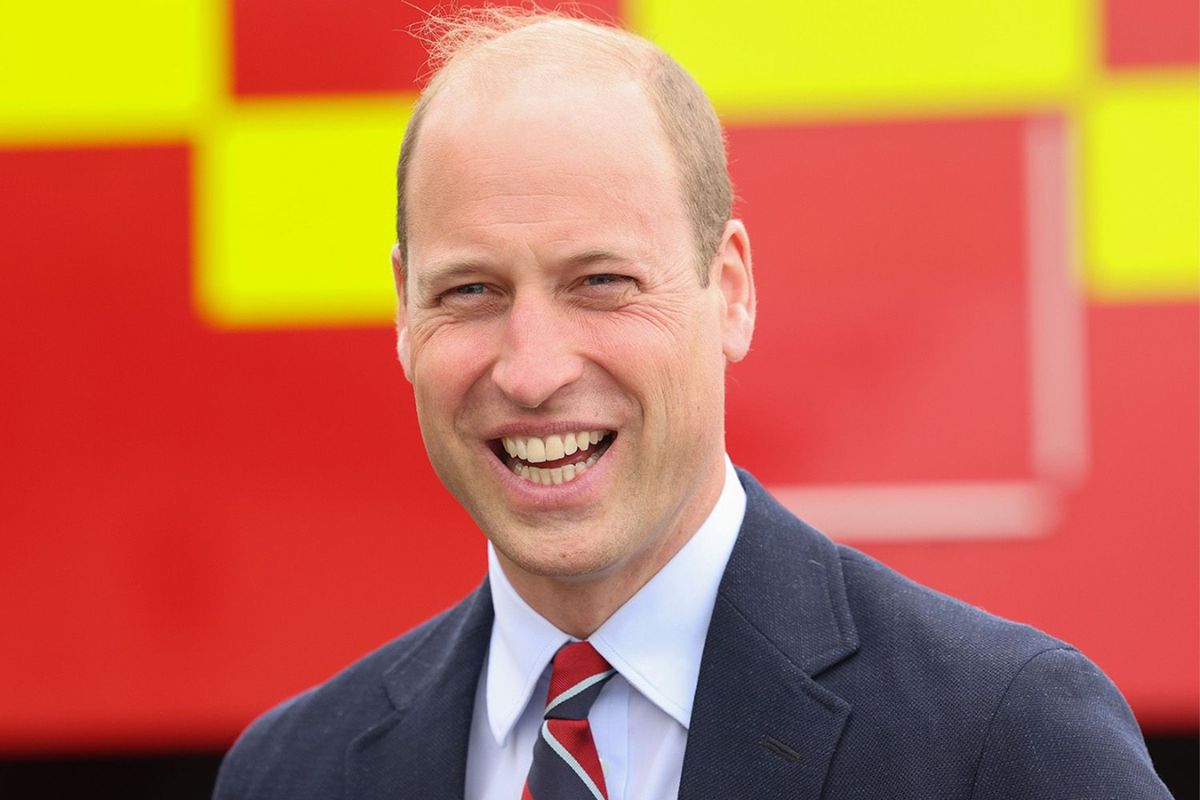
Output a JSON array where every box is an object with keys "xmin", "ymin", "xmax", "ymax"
[
  {"xmin": 495, "ymin": 458, "xmax": 727, "ymax": 639},
  {"xmin": 500, "ymin": 562, "xmax": 648, "ymax": 639}
]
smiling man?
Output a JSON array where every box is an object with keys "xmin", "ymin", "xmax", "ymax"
[
  {"xmin": 394, "ymin": 30, "xmax": 750, "ymax": 646},
  {"xmin": 215, "ymin": 9, "xmax": 1168, "ymax": 800}
]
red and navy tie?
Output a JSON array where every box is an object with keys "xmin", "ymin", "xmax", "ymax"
[{"xmin": 522, "ymin": 641, "xmax": 616, "ymax": 800}]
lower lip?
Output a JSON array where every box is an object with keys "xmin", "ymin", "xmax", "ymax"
[{"xmin": 484, "ymin": 437, "xmax": 615, "ymax": 507}]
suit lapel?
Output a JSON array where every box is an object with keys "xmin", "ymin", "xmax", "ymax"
[
  {"xmin": 345, "ymin": 581, "xmax": 494, "ymax": 800},
  {"xmin": 679, "ymin": 471, "xmax": 859, "ymax": 800}
]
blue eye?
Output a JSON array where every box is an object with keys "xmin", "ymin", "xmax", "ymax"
[
  {"xmin": 584, "ymin": 274, "xmax": 625, "ymax": 286},
  {"xmin": 451, "ymin": 283, "xmax": 487, "ymax": 295}
]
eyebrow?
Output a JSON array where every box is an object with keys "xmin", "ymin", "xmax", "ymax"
[
  {"xmin": 562, "ymin": 248, "xmax": 630, "ymax": 269},
  {"xmin": 414, "ymin": 261, "xmax": 487, "ymax": 299}
]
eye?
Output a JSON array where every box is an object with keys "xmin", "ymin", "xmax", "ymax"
[
  {"xmin": 574, "ymin": 273, "xmax": 638, "ymax": 308},
  {"xmin": 437, "ymin": 283, "xmax": 490, "ymax": 304},
  {"xmin": 582, "ymin": 274, "xmax": 632, "ymax": 288},
  {"xmin": 433, "ymin": 282, "xmax": 498, "ymax": 312}
]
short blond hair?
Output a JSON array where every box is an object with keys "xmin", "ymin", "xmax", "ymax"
[{"xmin": 395, "ymin": 6, "xmax": 732, "ymax": 284}]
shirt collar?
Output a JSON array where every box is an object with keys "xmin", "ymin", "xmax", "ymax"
[{"xmin": 484, "ymin": 456, "xmax": 746, "ymax": 744}]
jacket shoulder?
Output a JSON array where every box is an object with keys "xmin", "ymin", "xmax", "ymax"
[
  {"xmin": 831, "ymin": 542, "xmax": 1082, "ymax": 719},
  {"xmin": 835, "ymin": 544, "xmax": 1066, "ymax": 664},
  {"xmin": 214, "ymin": 589, "xmax": 487, "ymax": 800},
  {"xmin": 827, "ymin": 546, "xmax": 1166, "ymax": 796}
]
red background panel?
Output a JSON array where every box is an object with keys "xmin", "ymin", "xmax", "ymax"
[
  {"xmin": 0, "ymin": 125, "xmax": 1195, "ymax": 752},
  {"xmin": 0, "ymin": 145, "xmax": 477, "ymax": 750},
  {"xmin": 1104, "ymin": 0, "xmax": 1200, "ymax": 68},
  {"xmin": 725, "ymin": 118, "xmax": 1031, "ymax": 484},
  {"xmin": 231, "ymin": 0, "xmax": 625, "ymax": 96}
]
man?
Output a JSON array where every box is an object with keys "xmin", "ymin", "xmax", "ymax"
[{"xmin": 215, "ymin": 9, "xmax": 1169, "ymax": 799}]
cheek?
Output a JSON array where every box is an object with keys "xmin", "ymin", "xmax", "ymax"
[
  {"xmin": 411, "ymin": 326, "xmax": 496, "ymax": 415},
  {"xmin": 586, "ymin": 323, "xmax": 670, "ymax": 390},
  {"xmin": 588, "ymin": 313, "xmax": 724, "ymax": 411}
]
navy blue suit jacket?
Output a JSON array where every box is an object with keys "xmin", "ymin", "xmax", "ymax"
[{"xmin": 215, "ymin": 470, "xmax": 1169, "ymax": 798}]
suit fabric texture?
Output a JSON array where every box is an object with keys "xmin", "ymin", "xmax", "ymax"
[{"xmin": 215, "ymin": 470, "xmax": 1169, "ymax": 799}]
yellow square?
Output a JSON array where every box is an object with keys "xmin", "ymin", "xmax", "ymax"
[
  {"xmin": 630, "ymin": 0, "xmax": 1087, "ymax": 115},
  {"xmin": 1083, "ymin": 79, "xmax": 1200, "ymax": 300},
  {"xmin": 197, "ymin": 100, "xmax": 413, "ymax": 328},
  {"xmin": 0, "ymin": 0, "xmax": 219, "ymax": 137}
]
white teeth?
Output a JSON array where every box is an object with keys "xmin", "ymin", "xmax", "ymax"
[
  {"xmin": 501, "ymin": 430, "xmax": 608, "ymax": 465},
  {"xmin": 508, "ymin": 439, "xmax": 606, "ymax": 487}
]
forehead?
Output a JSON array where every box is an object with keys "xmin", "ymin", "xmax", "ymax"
[{"xmin": 405, "ymin": 67, "xmax": 687, "ymax": 260}]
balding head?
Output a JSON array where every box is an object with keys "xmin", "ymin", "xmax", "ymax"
[{"xmin": 394, "ymin": 8, "xmax": 731, "ymax": 284}]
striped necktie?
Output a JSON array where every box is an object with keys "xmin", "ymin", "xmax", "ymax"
[{"xmin": 522, "ymin": 641, "xmax": 617, "ymax": 800}]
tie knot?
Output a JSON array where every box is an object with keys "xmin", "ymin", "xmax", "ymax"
[{"xmin": 543, "ymin": 641, "xmax": 615, "ymax": 720}]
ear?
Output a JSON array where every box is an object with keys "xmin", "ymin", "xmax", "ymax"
[
  {"xmin": 391, "ymin": 244, "xmax": 414, "ymax": 382},
  {"xmin": 714, "ymin": 219, "xmax": 755, "ymax": 363}
]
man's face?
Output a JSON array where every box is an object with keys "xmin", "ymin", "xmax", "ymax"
[{"xmin": 395, "ymin": 68, "xmax": 752, "ymax": 592}]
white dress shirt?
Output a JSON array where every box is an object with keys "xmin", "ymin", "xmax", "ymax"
[{"xmin": 464, "ymin": 456, "xmax": 747, "ymax": 800}]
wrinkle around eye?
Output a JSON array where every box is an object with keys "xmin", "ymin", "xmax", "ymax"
[
  {"xmin": 406, "ymin": 305, "xmax": 478, "ymax": 347},
  {"xmin": 601, "ymin": 283, "xmax": 696, "ymax": 339}
]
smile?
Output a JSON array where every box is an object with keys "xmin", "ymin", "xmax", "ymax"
[{"xmin": 494, "ymin": 430, "xmax": 615, "ymax": 486}]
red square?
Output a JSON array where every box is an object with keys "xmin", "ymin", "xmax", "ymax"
[
  {"xmin": 725, "ymin": 118, "xmax": 1038, "ymax": 485},
  {"xmin": 232, "ymin": 0, "xmax": 625, "ymax": 96},
  {"xmin": 1104, "ymin": 0, "xmax": 1199, "ymax": 68}
]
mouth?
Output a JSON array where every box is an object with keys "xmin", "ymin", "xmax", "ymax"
[{"xmin": 489, "ymin": 429, "xmax": 616, "ymax": 486}]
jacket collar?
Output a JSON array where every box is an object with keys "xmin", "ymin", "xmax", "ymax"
[
  {"xmin": 678, "ymin": 469, "xmax": 859, "ymax": 800},
  {"xmin": 345, "ymin": 581, "xmax": 494, "ymax": 800}
]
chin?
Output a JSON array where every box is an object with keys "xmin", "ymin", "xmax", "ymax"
[{"xmin": 489, "ymin": 522, "xmax": 631, "ymax": 582}]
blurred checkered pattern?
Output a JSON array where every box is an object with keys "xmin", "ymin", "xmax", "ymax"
[{"xmin": 0, "ymin": 0, "xmax": 1195, "ymax": 750}]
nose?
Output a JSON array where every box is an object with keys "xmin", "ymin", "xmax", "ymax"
[{"xmin": 490, "ymin": 293, "xmax": 585, "ymax": 409}]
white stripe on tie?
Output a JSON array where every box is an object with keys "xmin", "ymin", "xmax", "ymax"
[
  {"xmin": 541, "ymin": 721, "xmax": 607, "ymax": 800},
  {"xmin": 544, "ymin": 669, "xmax": 616, "ymax": 716}
]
